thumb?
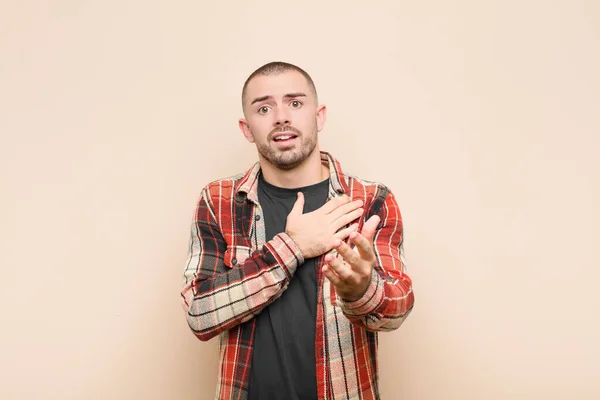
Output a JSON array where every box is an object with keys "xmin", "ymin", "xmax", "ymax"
[
  {"xmin": 361, "ymin": 215, "xmax": 381, "ymax": 242},
  {"xmin": 289, "ymin": 192, "xmax": 305, "ymax": 216}
]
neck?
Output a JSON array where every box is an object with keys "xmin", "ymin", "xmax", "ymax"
[{"xmin": 259, "ymin": 150, "xmax": 329, "ymax": 189}]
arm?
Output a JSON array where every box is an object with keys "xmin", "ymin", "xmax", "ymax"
[
  {"xmin": 335, "ymin": 188, "xmax": 415, "ymax": 331},
  {"xmin": 180, "ymin": 188, "xmax": 304, "ymax": 341}
]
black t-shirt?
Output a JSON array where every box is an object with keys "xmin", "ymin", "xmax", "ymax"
[{"xmin": 247, "ymin": 172, "xmax": 329, "ymax": 400}]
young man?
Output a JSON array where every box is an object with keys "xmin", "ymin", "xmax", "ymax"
[{"xmin": 180, "ymin": 62, "xmax": 414, "ymax": 400}]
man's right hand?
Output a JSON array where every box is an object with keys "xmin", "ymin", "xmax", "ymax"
[{"xmin": 285, "ymin": 193, "xmax": 364, "ymax": 259}]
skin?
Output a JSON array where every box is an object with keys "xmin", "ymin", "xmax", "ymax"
[
  {"xmin": 239, "ymin": 70, "xmax": 328, "ymax": 188},
  {"xmin": 238, "ymin": 70, "xmax": 380, "ymax": 301},
  {"xmin": 322, "ymin": 216, "xmax": 381, "ymax": 301}
]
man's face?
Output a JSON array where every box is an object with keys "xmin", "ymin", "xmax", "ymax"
[{"xmin": 239, "ymin": 70, "xmax": 326, "ymax": 170}]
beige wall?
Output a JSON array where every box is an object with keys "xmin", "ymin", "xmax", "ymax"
[{"xmin": 1, "ymin": 1, "xmax": 599, "ymax": 399}]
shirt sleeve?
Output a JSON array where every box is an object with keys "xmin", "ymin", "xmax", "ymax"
[
  {"xmin": 180, "ymin": 187, "xmax": 304, "ymax": 341},
  {"xmin": 336, "ymin": 187, "xmax": 415, "ymax": 331}
]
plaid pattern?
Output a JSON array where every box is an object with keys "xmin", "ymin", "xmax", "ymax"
[{"xmin": 181, "ymin": 152, "xmax": 414, "ymax": 400}]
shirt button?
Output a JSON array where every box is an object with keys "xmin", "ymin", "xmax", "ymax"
[
  {"xmin": 232, "ymin": 258, "xmax": 237, "ymax": 265},
  {"xmin": 255, "ymin": 214, "xmax": 261, "ymax": 221}
]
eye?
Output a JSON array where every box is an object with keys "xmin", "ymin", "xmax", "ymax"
[
  {"xmin": 257, "ymin": 105, "xmax": 271, "ymax": 115},
  {"xmin": 290, "ymin": 100, "xmax": 303, "ymax": 108}
]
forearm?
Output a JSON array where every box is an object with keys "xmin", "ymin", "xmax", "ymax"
[
  {"xmin": 182, "ymin": 231, "xmax": 304, "ymax": 341},
  {"xmin": 337, "ymin": 268, "xmax": 414, "ymax": 331},
  {"xmin": 337, "ymin": 187, "xmax": 414, "ymax": 331}
]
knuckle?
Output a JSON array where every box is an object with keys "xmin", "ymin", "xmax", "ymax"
[{"xmin": 360, "ymin": 267, "xmax": 371, "ymax": 278}]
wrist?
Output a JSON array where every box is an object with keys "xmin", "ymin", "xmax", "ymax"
[
  {"xmin": 285, "ymin": 231, "xmax": 306, "ymax": 258},
  {"xmin": 275, "ymin": 231, "xmax": 305, "ymax": 267},
  {"xmin": 337, "ymin": 269, "xmax": 383, "ymax": 317},
  {"xmin": 340, "ymin": 282, "xmax": 369, "ymax": 302}
]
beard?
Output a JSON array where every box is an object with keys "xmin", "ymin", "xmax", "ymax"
[{"xmin": 253, "ymin": 123, "xmax": 318, "ymax": 170}]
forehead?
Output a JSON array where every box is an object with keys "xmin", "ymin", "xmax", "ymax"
[{"xmin": 244, "ymin": 70, "xmax": 314, "ymax": 102}]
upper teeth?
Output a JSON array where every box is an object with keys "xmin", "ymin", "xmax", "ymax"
[{"xmin": 276, "ymin": 135, "xmax": 293, "ymax": 140}]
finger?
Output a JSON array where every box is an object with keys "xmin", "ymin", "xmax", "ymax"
[
  {"xmin": 289, "ymin": 192, "xmax": 305, "ymax": 216},
  {"xmin": 348, "ymin": 231, "xmax": 376, "ymax": 263},
  {"xmin": 322, "ymin": 264, "xmax": 342, "ymax": 286},
  {"xmin": 361, "ymin": 215, "xmax": 381, "ymax": 242},
  {"xmin": 332, "ymin": 239, "xmax": 362, "ymax": 269},
  {"xmin": 320, "ymin": 194, "xmax": 350, "ymax": 214},
  {"xmin": 327, "ymin": 199, "xmax": 363, "ymax": 220},
  {"xmin": 333, "ymin": 223, "xmax": 359, "ymax": 241},
  {"xmin": 332, "ymin": 207, "xmax": 364, "ymax": 231},
  {"xmin": 324, "ymin": 253, "xmax": 353, "ymax": 281}
]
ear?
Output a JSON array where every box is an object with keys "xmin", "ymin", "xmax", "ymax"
[
  {"xmin": 239, "ymin": 118, "xmax": 255, "ymax": 143},
  {"xmin": 316, "ymin": 104, "xmax": 327, "ymax": 132}
]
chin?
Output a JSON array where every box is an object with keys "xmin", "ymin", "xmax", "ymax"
[
  {"xmin": 274, "ymin": 157, "xmax": 304, "ymax": 170},
  {"xmin": 259, "ymin": 141, "xmax": 318, "ymax": 171}
]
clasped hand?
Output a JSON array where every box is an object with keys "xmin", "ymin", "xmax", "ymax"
[
  {"xmin": 285, "ymin": 193, "xmax": 380, "ymax": 302},
  {"xmin": 322, "ymin": 215, "xmax": 380, "ymax": 301}
]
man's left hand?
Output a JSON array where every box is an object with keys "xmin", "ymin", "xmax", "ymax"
[{"xmin": 322, "ymin": 215, "xmax": 381, "ymax": 301}]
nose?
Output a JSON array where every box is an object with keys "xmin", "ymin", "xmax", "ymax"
[{"xmin": 273, "ymin": 107, "xmax": 291, "ymax": 127}]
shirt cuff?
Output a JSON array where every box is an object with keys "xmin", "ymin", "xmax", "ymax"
[
  {"xmin": 266, "ymin": 232, "xmax": 305, "ymax": 279},
  {"xmin": 337, "ymin": 268, "xmax": 384, "ymax": 317}
]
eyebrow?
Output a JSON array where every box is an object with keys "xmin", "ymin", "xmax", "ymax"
[{"xmin": 250, "ymin": 92, "xmax": 307, "ymax": 105}]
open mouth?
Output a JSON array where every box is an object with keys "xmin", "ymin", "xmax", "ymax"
[{"xmin": 272, "ymin": 133, "xmax": 298, "ymax": 143}]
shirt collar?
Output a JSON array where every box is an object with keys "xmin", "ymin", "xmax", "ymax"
[{"xmin": 236, "ymin": 151, "xmax": 349, "ymax": 202}]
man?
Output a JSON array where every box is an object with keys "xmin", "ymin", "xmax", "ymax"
[{"xmin": 180, "ymin": 61, "xmax": 414, "ymax": 400}]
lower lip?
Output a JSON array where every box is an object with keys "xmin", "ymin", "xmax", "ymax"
[{"xmin": 273, "ymin": 137, "xmax": 298, "ymax": 146}]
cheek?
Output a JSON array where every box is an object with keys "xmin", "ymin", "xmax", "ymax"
[
  {"xmin": 249, "ymin": 120, "xmax": 271, "ymax": 141},
  {"xmin": 296, "ymin": 112, "xmax": 317, "ymax": 129}
]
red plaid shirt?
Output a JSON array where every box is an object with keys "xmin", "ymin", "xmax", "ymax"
[{"xmin": 181, "ymin": 152, "xmax": 414, "ymax": 400}]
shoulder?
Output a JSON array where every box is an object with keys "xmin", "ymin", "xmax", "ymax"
[
  {"xmin": 340, "ymin": 171, "xmax": 403, "ymax": 223},
  {"xmin": 343, "ymin": 172, "xmax": 393, "ymax": 202},
  {"xmin": 203, "ymin": 172, "xmax": 245, "ymax": 195},
  {"xmin": 196, "ymin": 172, "xmax": 246, "ymax": 209}
]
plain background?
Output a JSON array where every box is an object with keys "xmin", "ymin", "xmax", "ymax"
[{"xmin": 1, "ymin": 1, "xmax": 599, "ymax": 399}]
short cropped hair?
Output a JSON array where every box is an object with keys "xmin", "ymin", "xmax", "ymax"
[{"xmin": 241, "ymin": 61, "xmax": 318, "ymax": 105}]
